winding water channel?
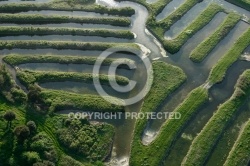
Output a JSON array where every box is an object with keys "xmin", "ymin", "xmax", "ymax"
[{"xmin": 1, "ymin": 0, "xmax": 250, "ymax": 165}]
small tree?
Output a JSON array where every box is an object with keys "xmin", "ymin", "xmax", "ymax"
[
  {"xmin": 3, "ymin": 111, "xmax": 16, "ymax": 128},
  {"xmin": 22, "ymin": 151, "xmax": 41, "ymax": 165},
  {"xmin": 28, "ymin": 84, "xmax": 41, "ymax": 103},
  {"xmin": 26, "ymin": 121, "xmax": 37, "ymax": 134},
  {"xmin": 14, "ymin": 125, "xmax": 30, "ymax": 142}
]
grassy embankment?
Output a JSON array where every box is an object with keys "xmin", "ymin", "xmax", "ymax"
[
  {"xmin": 13, "ymin": 72, "xmax": 126, "ymax": 113},
  {"xmin": 226, "ymin": 0, "xmax": 250, "ymax": 12},
  {"xmin": 208, "ymin": 28, "xmax": 250, "ymax": 84},
  {"xmin": 182, "ymin": 69, "xmax": 250, "ymax": 166},
  {"xmin": 3, "ymin": 54, "xmax": 136, "ymax": 70},
  {"xmin": 149, "ymin": 0, "xmax": 200, "ymax": 54},
  {"xmin": 16, "ymin": 70, "xmax": 130, "ymax": 87},
  {"xmin": 163, "ymin": 3, "xmax": 225, "ymax": 53},
  {"xmin": 190, "ymin": 12, "xmax": 241, "ymax": 62},
  {"xmin": 0, "ymin": 0, "xmax": 135, "ymax": 16},
  {"xmin": 129, "ymin": 61, "xmax": 208, "ymax": 165},
  {"xmin": 0, "ymin": 40, "xmax": 139, "ymax": 51},
  {"xmin": 130, "ymin": 86, "xmax": 209, "ymax": 165},
  {"xmin": 39, "ymin": 89, "xmax": 124, "ymax": 112},
  {"xmin": 223, "ymin": 119, "xmax": 250, "ymax": 166},
  {"xmin": 0, "ymin": 26, "xmax": 134, "ymax": 39},
  {"xmin": 0, "ymin": 14, "xmax": 131, "ymax": 27}
]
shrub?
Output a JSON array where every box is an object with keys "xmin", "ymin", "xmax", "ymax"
[
  {"xmin": 3, "ymin": 111, "xmax": 16, "ymax": 122},
  {"xmin": 22, "ymin": 151, "xmax": 41, "ymax": 165},
  {"xmin": 26, "ymin": 121, "xmax": 37, "ymax": 133},
  {"xmin": 57, "ymin": 119, "xmax": 114, "ymax": 161},
  {"xmin": 30, "ymin": 132, "xmax": 58, "ymax": 163},
  {"xmin": 0, "ymin": 64, "xmax": 27, "ymax": 103},
  {"xmin": 3, "ymin": 111, "xmax": 16, "ymax": 128},
  {"xmin": 27, "ymin": 84, "xmax": 42, "ymax": 103},
  {"xmin": 14, "ymin": 125, "xmax": 30, "ymax": 142}
]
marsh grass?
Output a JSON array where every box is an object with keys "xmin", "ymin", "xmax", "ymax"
[{"xmin": 183, "ymin": 70, "xmax": 250, "ymax": 166}]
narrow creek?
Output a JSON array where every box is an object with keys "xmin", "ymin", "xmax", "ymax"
[
  {"xmin": 155, "ymin": 0, "xmax": 186, "ymax": 22},
  {"xmin": 164, "ymin": 0, "xmax": 212, "ymax": 39},
  {"xmin": 163, "ymin": 59, "xmax": 250, "ymax": 166},
  {"xmin": 142, "ymin": 19, "xmax": 249, "ymax": 143},
  {"xmin": 0, "ymin": 35, "xmax": 133, "ymax": 43}
]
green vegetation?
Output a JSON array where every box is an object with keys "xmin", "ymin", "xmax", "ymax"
[
  {"xmin": 0, "ymin": 66, "xmax": 116, "ymax": 165},
  {"xmin": 14, "ymin": 125, "xmax": 31, "ymax": 142},
  {"xmin": 226, "ymin": 0, "xmax": 250, "ymax": 12},
  {"xmin": 116, "ymin": 0, "xmax": 211, "ymax": 53},
  {"xmin": 0, "ymin": 26, "xmax": 134, "ymax": 39},
  {"xmin": 0, "ymin": 0, "xmax": 135, "ymax": 16},
  {"xmin": 163, "ymin": 4, "xmax": 224, "ymax": 53},
  {"xmin": 0, "ymin": 64, "xmax": 27, "ymax": 104},
  {"xmin": 116, "ymin": 0, "xmax": 207, "ymax": 53},
  {"xmin": 57, "ymin": 119, "xmax": 114, "ymax": 161},
  {"xmin": 129, "ymin": 61, "xmax": 208, "ymax": 165},
  {"xmin": 224, "ymin": 119, "xmax": 250, "ymax": 166},
  {"xmin": 182, "ymin": 70, "xmax": 250, "ymax": 166},
  {"xmin": 0, "ymin": 40, "xmax": 139, "ymax": 51},
  {"xmin": 190, "ymin": 12, "xmax": 241, "ymax": 62},
  {"xmin": 154, "ymin": 0, "xmax": 198, "ymax": 28},
  {"xmin": 3, "ymin": 54, "xmax": 135, "ymax": 69},
  {"xmin": 0, "ymin": 14, "xmax": 131, "ymax": 27},
  {"xmin": 130, "ymin": 86, "xmax": 208, "ymax": 165},
  {"xmin": 3, "ymin": 111, "xmax": 16, "ymax": 129},
  {"xmin": 147, "ymin": 0, "xmax": 200, "ymax": 53},
  {"xmin": 208, "ymin": 28, "xmax": 250, "ymax": 84},
  {"xmin": 0, "ymin": 105, "xmax": 114, "ymax": 165},
  {"xmin": 39, "ymin": 89, "xmax": 124, "ymax": 112},
  {"xmin": 136, "ymin": 61, "xmax": 187, "ymax": 117},
  {"xmin": 16, "ymin": 70, "xmax": 130, "ymax": 87}
]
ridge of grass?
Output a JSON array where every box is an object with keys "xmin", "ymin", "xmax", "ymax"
[
  {"xmin": 208, "ymin": 28, "xmax": 250, "ymax": 84},
  {"xmin": 40, "ymin": 89, "xmax": 124, "ymax": 112},
  {"xmin": 16, "ymin": 69, "xmax": 130, "ymax": 87},
  {"xmin": 3, "ymin": 54, "xmax": 136, "ymax": 70},
  {"xmin": 182, "ymin": 69, "xmax": 250, "ymax": 166},
  {"xmin": 190, "ymin": 12, "xmax": 241, "ymax": 62},
  {"xmin": 0, "ymin": 26, "xmax": 134, "ymax": 39},
  {"xmin": 223, "ymin": 119, "xmax": 250, "ymax": 166},
  {"xmin": 115, "ymin": 0, "xmax": 205, "ymax": 53},
  {"xmin": 0, "ymin": 0, "xmax": 135, "ymax": 16},
  {"xmin": 130, "ymin": 61, "xmax": 208, "ymax": 165},
  {"xmin": 130, "ymin": 85, "xmax": 208, "ymax": 165},
  {"xmin": 0, "ymin": 14, "xmax": 131, "ymax": 27},
  {"xmin": 0, "ymin": 40, "xmax": 139, "ymax": 51},
  {"xmin": 163, "ymin": 3, "xmax": 225, "ymax": 53}
]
